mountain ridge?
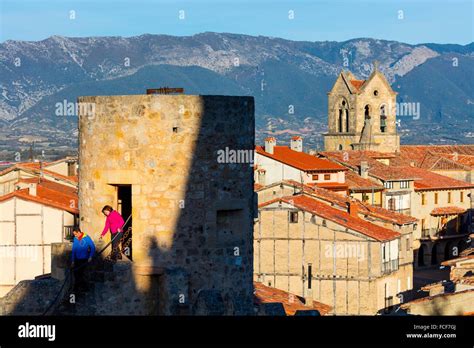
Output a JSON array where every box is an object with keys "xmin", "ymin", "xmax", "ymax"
[{"xmin": 0, "ymin": 32, "xmax": 473, "ymax": 157}]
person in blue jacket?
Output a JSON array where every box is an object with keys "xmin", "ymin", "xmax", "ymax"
[{"xmin": 71, "ymin": 226, "xmax": 96, "ymax": 291}]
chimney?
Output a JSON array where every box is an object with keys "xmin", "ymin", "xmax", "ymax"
[
  {"xmin": 28, "ymin": 183, "xmax": 37, "ymax": 196},
  {"xmin": 290, "ymin": 136, "xmax": 303, "ymax": 152},
  {"xmin": 347, "ymin": 201, "xmax": 358, "ymax": 217},
  {"xmin": 264, "ymin": 137, "xmax": 276, "ymax": 154},
  {"xmin": 359, "ymin": 161, "xmax": 369, "ymax": 179}
]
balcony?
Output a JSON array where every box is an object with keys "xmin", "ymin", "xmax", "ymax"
[{"xmin": 382, "ymin": 259, "xmax": 399, "ymax": 274}]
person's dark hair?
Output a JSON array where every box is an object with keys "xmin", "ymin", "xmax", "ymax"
[
  {"xmin": 102, "ymin": 205, "xmax": 114, "ymax": 213},
  {"xmin": 73, "ymin": 226, "xmax": 81, "ymax": 233}
]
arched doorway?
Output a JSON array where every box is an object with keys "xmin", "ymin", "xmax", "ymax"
[
  {"xmin": 418, "ymin": 244, "xmax": 426, "ymax": 267},
  {"xmin": 431, "ymin": 244, "xmax": 438, "ymax": 265}
]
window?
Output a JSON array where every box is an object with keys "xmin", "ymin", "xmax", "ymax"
[
  {"xmin": 345, "ymin": 109, "xmax": 349, "ymax": 132},
  {"xmin": 434, "ymin": 192, "xmax": 438, "ymax": 205},
  {"xmin": 421, "ymin": 193, "xmax": 426, "ymax": 205},
  {"xmin": 338, "ymin": 109, "xmax": 343, "ymax": 132},
  {"xmin": 324, "ymin": 174, "xmax": 331, "ymax": 180},
  {"xmin": 374, "ymin": 90, "xmax": 379, "ymax": 96},
  {"xmin": 380, "ymin": 105, "xmax": 386, "ymax": 133},
  {"xmin": 312, "ymin": 174, "xmax": 319, "ymax": 180},
  {"xmin": 384, "ymin": 181, "xmax": 394, "ymax": 189},
  {"xmin": 388, "ymin": 198, "xmax": 396, "ymax": 211},
  {"xmin": 406, "ymin": 236, "xmax": 410, "ymax": 251},
  {"xmin": 460, "ymin": 191, "xmax": 464, "ymax": 203},
  {"xmin": 307, "ymin": 264, "xmax": 312, "ymax": 289},
  {"xmin": 448, "ymin": 192, "xmax": 452, "ymax": 203},
  {"xmin": 364, "ymin": 105, "xmax": 371, "ymax": 120},
  {"xmin": 400, "ymin": 181, "xmax": 409, "ymax": 189},
  {"xmin": 289, "ymin": 211, "xmax": 298, "ymax": 223}
]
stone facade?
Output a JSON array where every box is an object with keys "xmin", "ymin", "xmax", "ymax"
[
  {"xmin": 324, "ymin": 68, "xmax": 400, "ymax": 153},
  {"xmin": 77, "ymin": 94, "xmax": 255, "ymax": 315}
]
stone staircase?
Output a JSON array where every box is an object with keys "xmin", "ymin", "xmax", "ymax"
[{"xmin": 54, "ymin": 258, "xmax": 146, "ymax": 315}]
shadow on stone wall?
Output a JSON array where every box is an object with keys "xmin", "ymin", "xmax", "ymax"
[{"xmin": 1, "ymin": 95, "xmax": 256, "ymax": 316}]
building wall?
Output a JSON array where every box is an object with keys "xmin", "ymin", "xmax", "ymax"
[
  {"xmin": 78, "ymin": 94, "xmax": 255, "ymax": 315},
  {"xmin": 255, "ymin": 153, "xmax": 311, "ymax": 185},
  {"xmin": 46, "ymin": 162, "xmax": 69, "ymax": 177},
  {"xmin": 412, "ymin": 189, "xmax": 471, "ymax": 233},
  {"xmin": 350, "ymin": 191, "xmax": 383, "ymax": 206},
  {"xmin": 0, "ymin": 197, "xmax": 74, "ymax": 297},
  {"xmin": 254, "ymin": 208, "xmax": 409, "ymax": 315}
]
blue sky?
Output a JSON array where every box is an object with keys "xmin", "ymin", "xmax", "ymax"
[{"xmin": 1, "ymin": 0, "xmax": 473, "ymax": 44}]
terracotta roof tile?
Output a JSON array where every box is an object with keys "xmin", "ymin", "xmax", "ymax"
[
  {"xmin": 254, "ymin": 282, "xmax": 332, "ymax": 315},
  {"xmin": 431, "ymin": 206, "xmax": 467, "ymax": 216},
  {"xmin": 345, "ymin": 171, "xmax": 384, "ymax": 191},
  {"xmin": 350, "ymin": 79, "xmax": 365, "ymax": 91},
  {"xmin": 319, "ymin": 151, "xmax": 415, "ymax": 181},
  {"xmin": 259, "ymin": 194, "xmax": 401, "ymax": 241},
  {"xmin": 0, "ymin": 162, "xmax": 78, "ymax": 184},
  {"xmin": 264, "ymin": 180, "xmax": 417, "ymax": 225},
  {"xmin": 399, "ymin": 145, "xmax": 474, "ymax": 170},
  {"xmin": 397, "ymin": 166, "xmax": 474, "ymax": 191},
  {"xmin": 257, "ymin": 146, "xmax": 347, "ymax": 172},
  {"xmin": 0, "ymin": 181, "xmax": 78, "ymax": 214}
]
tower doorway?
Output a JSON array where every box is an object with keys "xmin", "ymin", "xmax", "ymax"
[{"xmin": 117, "ymin": 185, "xmax": 133, "ymax": 260}]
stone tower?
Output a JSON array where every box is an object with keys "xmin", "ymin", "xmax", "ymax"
[
  {"xmin": 324, "ymin": 63, "xmax": 400, "ymax": 153},
  {"xmin": 78, "ymin": 94, "xmax": 255, "ymax": 315}
]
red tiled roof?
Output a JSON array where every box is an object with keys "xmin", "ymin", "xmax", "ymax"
[
  {"xmin": 254, "ymin": 183, "xmax": 264, "ymax": 191},
  {"xmin": 399, "ymin": 145, "xmax": 474, "ymax": 170},
  {"xmin": 259, "ymin": 194, "xmax": 401, "ymax": 241},
  {"xmin": 0, "ymin": 182, "xmax": 78, "ymax": 214},
  {"xmin": 291, "ymin": 136, "xmax": 302, "ymax": 141},
  {"xmin": 263, "ymin": 180, "xmax": 417, "ymax": 225},
  {"xmin": 256, "ymin": 146, "xmax": 347, "ymax": 172},
  {"xmin": 359, "ymin": 203, "xmax": 418, "ymax": 225},
  {"xmin": 254, "ymin": 282, "xmax": 331, "ymax": 316},
  {"xmin": 345, "ymin": 171, "xmax": 384, "ymax": 192},
  {"xmin": 0, "ymin": 162, "xmax": 78, "ymax": 184},
  {"xmin": 397, "ymin": 166, "xmax": 474, "ymax": 191},
  {"xmin": 319, "ymin": 151, "xmax": 415, "ymax": 181},
  {"xmin": 431, "ymin": 206, "xmax": 467, "ymax": 216},
  {"xmin": 350, "ymin": 79, "xmax": 365, "ymax": 91},
  {"xmin": 17, "ymin": 178, "xmax": 78, "ymax": 196}
]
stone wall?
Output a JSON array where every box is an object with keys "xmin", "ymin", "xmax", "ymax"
[{"xmin": 78, "ymin": 94, "xmax": 255, "ymax": 315}]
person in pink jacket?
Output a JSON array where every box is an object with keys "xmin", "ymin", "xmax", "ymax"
[{"xmin": 100, "ymin": 205, "xmax": 125, "ymax": 260}]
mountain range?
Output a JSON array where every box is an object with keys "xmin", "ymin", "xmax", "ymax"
[{"xmin": 0, "ymin": 32, "xmax": 473, "ymax": 158}]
